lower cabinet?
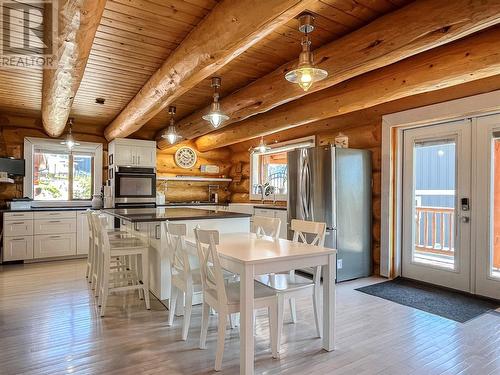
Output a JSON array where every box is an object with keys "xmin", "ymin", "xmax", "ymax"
[
  {"xmin": 34, "ymin": 233, "xmax": 76, "ymax": 258},
  {"xmin": 3, "ymin": 236, "xmax": 34, "ymax": 261}
]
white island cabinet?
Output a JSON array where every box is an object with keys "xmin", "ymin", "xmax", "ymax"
[{"xmin": 103, "ymin": 207, "xmax": 252, "ymax": 301}]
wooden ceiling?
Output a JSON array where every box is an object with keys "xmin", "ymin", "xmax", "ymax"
[
  {"xmin": 1, "ymin": 0, "xmax": 500, "ymax": 149},
  {"xmin": 0, "ymin": 0, "xmax": 413, "ymax": 136}
]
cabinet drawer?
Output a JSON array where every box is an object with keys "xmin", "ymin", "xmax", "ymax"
[
  {"xmin": 34, "ymin": 233, "xmax": 76, "ymax": 258},
  {"xmin": 34, "ymin": 211, "xmax": 77, "ymax": 220},
  {"xmin": 4, "ymin": 220, "xmax": 34, "ymax": 237},
  {"xmin": 3, "ymin": 236, "xmax": 33, "ymax": 261},
  {"xmin": 4, "ymin": 212, "xmax": 33, "ymax": 221},
  {"xmin": 34, "ymin": 218, "xmax": 76, "ymax": 235},
  {"xmin": 254, "ymin": 208, "xmax": 275, "ymax": 218}
]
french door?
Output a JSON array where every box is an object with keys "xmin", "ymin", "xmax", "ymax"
[
  {"xmin": 402, "ymin": 116, "xmax": 500, "ymax": 299},
  {"xmin": 402, "ymin": 120, "xmax": 471, "ymax": 292}
]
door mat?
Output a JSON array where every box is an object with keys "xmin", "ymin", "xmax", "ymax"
[{"xmin": 356, "ymin": 278, "xmax": 499, "ymax": 323}]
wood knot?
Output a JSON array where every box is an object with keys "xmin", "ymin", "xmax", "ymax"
[{"xmin": 367, "ymin": 39, "xmax": 382, "ymax": 49}]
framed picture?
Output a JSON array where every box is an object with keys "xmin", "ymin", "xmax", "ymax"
[
  {"xmin": 108, "ymin": 168, "xmax": 113, "ymax": 180},
  {"xmin": 109, "ymin": 154, "xmax": 113, "ymax": 166}
]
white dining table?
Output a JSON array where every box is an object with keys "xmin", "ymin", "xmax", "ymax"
[{"xmin": 185, "ymin": 232, "xmax": 337, "ymax": 375}]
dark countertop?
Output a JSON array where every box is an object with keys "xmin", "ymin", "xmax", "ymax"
[
  {"xmin": 156, "ymin": 202, "xmax": 229, "ymax": 207},
  {"xmin": 1, "ymin": 206, "xmax": 92, "ymax": 213},
  {"xmin": 103, "ymin": 207, "xmax": 252, "ymax": 222},
  {"xmin": 253, "ymin": 205, "xmax": 287, "ymax": 211}
]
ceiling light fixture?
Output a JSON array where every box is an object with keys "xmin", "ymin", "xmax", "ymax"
[
  {"xmin": 252, "ymin": 137, "xmax": 271, "ymax": 153},
  {"xmin": 285, "ymin": 13, "xmax": 328, "ymax": 92},
  {"xmin": 60, "ymin": 118, "xmax": 80, "ymax": 151},
  {"xmin": 162, "ymin": 105, "xmax": 181, "ymax": 145},
  {"xmin": 202, "ymin": 77, "xmax": 229, "ymax": 128}
]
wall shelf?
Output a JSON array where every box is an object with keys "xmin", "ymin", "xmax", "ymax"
[{"xmin": 157, "ymin": 176, "xmax": 232, "ymax": 182}]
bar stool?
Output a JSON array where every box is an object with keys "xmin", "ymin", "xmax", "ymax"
[{"xmin": 93, "ymin": 214, "xmax": 151, "ymax": 316}]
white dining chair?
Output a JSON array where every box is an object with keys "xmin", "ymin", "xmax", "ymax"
[
  {"xmin": 194, "ymin": 228, "xmax": 278, "ymax": 371},
  {"xmin": 93, "ymin": 214, "xmax": 151, "ymax": 317},
  {"xmin": 164, "ymin": 221, "xmax": 202, "ymax": 340},
  {"xmin": 255, "ymin": 219, "xmax": 326, "ymax": 354},
  {"xmin": 252, "ymin": 215, "xmax": 281, "ymax": 239}
]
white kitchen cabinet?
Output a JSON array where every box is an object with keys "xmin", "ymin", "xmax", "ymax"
[
  {"xmin": 4, "ymin": 212, "xmax": 33, "ymax": 221},
  {"xmin": 34, "ymin": 211, "xmax": 76, "ymax": 220},
  {"xmin": 109, "ymin": 138, "xmax": 156, "ymax": 167},
  {"xmin": 34, "ymin": 218, "xmax": 76, "ymax": 235},
  {"xmin": 77, "ymin": 211, "xmax": 90, "ymax": 255},
  {"xmin": 3, "ymin": 236, "xmax": 33, "ymax": 261},
  {"xmin": 114, "ymin": 143, "xmax": 135, "ymax": 165},
  {"xmin": 253, "ymin": 208, "xmax": 275, "ymax": 218},
  {"xmin": 134, "ymin": 145, "xmax": 156, "ymax": 167},
  {"xmin": 3, "ymin": 220, "xmax": 33, "ymax": 237},
  {"xmin": 34, "ymin": 233, "xmax": 76, "ymax": 258}
]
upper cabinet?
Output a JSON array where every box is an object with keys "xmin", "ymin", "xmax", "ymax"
[{"xmin": 109, "ymin": 139, "xmax": 156, "ymax": 168}]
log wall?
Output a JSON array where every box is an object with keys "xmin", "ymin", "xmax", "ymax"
[{"xmin": 156, "ymin": 141, "xmax": 232, "ymax": 202}]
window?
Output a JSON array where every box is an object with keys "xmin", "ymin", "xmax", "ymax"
[
  {"xmin": 33, "ymin": 151, "xmax": 93, "ymax": 200},
  {"xmin": 250, "ymin": 136, "xmax": 314, "ymax": 201},
  {"xmin": 24, "ymin": 137, "xmax": 102, "ymax": 203}
]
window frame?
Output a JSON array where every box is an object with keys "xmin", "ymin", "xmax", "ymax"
[
  {"xmin": 24, "ymin": 137, "xmax": 103, "ymax": 206},
  {"xmin": 249, "ymin": 136, "xmax": 315, "ymax": 202}
]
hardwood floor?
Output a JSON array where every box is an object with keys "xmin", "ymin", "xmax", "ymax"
[{"xmin": 0, "ymin": 259, "xmax": 498, "ymax": 375}]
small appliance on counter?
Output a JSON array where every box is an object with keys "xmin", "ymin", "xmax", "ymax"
[
  {"xmin": 156, "ymin": 191, "xmax": 165, "ymax": 205},
  {"xmin": 7, "ymin": 198, "xmax": 32, "ymax": 210}
]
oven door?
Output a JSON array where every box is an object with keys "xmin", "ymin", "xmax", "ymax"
[{"xmin": 115, "ymin": 172, "xmax": 156, "ymax": 203}]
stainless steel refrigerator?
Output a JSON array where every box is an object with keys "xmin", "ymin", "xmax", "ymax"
[{"xmin": 287, "ymin": 146, "xmax": 372, "ymax": 282}]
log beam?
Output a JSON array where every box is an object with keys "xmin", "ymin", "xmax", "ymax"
[
  {"xmin": 42, "ymin": 0, "xmax": 106, "ymax": 137},
  {"xmin": 157, "ymin": 0, "xmax": 500, "ymax": 149},
  {"xmin": 104, "ymin": 0, "xmax": 316, "ymax": 141},
  {"xmin": 195, "ymin": 27, "xmax": 500, "ymax": 151}
]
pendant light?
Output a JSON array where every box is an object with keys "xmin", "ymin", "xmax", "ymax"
[
  {"xmin": 202, "ymin": 77, "xmax": 229, "ymax": 128},
  {"xmin": 162, "ymin": 106, "xmax": 181, "ymax": 144},
  {"xmin": 60, "ymin": 118, "xmax": 80, "ymax": 150},
  {"xmin": 285, "ymin": 13, "xmax": 328, "ymax": 92},
  {"xmin": 252, "ymin": 137, "xmax": 271, "ymax": 153}
]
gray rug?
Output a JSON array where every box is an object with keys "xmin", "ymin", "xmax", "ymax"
[{"xmin": 356, "ymin": 278, "xmax": 499, "ymax": 323}]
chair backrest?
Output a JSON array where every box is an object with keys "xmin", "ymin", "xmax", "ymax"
[
  {"xmin": 291, "ymin": 219, "xmax": 326, "ymax": 247},
  {"xmin": 193, "ymin": 228, "xmax": 227, "ymax": 306},
  {"xmin": 91, "ymin": 212, "xmax": 111, "ymax": 258},
  {"xmin": 290, "ymin": 219, "xmax": 326, "ymax": 283},
  {"xmin": 252, "ymin": 215, "xmax": 281, "ymax": 239},
  {"xmin": 163, "ymin": 222, "xmax": 191, "ymax": 276}
]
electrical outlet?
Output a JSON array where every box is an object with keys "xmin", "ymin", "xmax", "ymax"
[{"xmin": 337, "ymin": 259, "xmax": 343, "ymax": 269}]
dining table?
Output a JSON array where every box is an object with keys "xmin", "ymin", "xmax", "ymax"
[{"xmin": 185, "ymin": 232, "xmax": 337, "ymax": 375}]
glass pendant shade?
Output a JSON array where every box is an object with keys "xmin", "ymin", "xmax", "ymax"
[
  {"xmin": 253, "ymin": 137, "xmax": 271, "ymax": 153},
  {"xmin": 203, "ymin": 77, "xmax": 229, "ymax": 128},
  {"xmin": 164, "ymin": 125, "xmax": 180, "ymax": 144},
  {"xmin": 285, "ymin": 14, "xmax": 328, "ymax": 92},
  {"xmin": 202, "ymin": 101, "xmax": 229, "ymax": 128},
  {"xmin": 285, "ymin": 64, "xmax": 328, "ymax": 92},
  {"xmin": 60, "ymin": 119, "xmax": 80, "ymax": 150},
  {"xmin": 162, "ymin": 105, "xmax": 181, "ymax": 144}
]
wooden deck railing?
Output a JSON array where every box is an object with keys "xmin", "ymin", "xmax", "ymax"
[{"xmin": 415, "ymin": 206, "xmax": 455, "ymax": 256}]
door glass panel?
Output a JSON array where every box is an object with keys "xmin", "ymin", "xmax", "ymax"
[
  {"xmin": 491, "ymin": 137, "xmax": 500, "ymax": 279},
  {"xmin": 412, "ymin": 139, "xmax": 456, "ymax": 270}
]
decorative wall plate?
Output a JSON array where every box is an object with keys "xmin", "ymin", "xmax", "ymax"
[{"xmin": 175, "ymin": 146, "xmax": 197, "ymax": 169}]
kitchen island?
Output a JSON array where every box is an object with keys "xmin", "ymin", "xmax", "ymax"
[{"xmin": 103, "ymin": 207, "xmax": 251, "ymax": 301}]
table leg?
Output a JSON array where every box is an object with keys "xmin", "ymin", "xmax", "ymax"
[
  {"xmin": 323, "ymin": 253, "xmax": 336, "ymax": 351},
  {"xmin": 240, "ymin": 264, "xmax": 255, "ymax": 374}
]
